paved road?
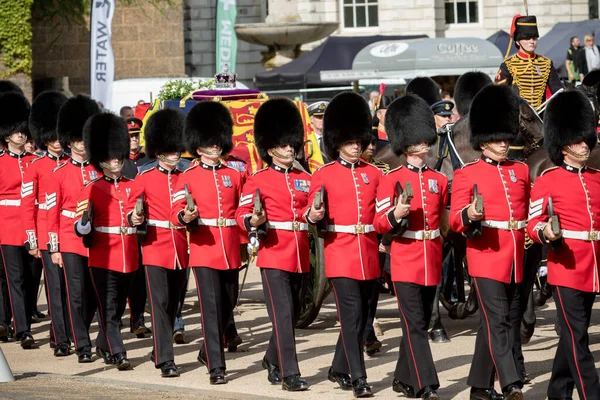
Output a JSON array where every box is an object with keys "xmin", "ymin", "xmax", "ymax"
[{"xmin": 1, "ymin": 265, "xmax": 599, "ymax": 399}]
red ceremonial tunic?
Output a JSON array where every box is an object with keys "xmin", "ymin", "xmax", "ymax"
[
  {"xmin": 235, "ymin": 164, "xmax": 311, "ymax": 273},
  {"xmin": 224, "ymin": 155, "xmax": 249, "ymax": 245},
  {"xmin": 308, "ymin": 158, "xmax": 381, "ymax": 280},
  {"xmin": 527, "ymin": 164, "xmax": 600, "ymax": 293},
  {"xmin": 171, "ymin": 161, "xmax": 242, "ymax": 270},
  {"xmin": 20, "ymin": 152, "xmax": 69, "ymax": 251},
  {"xmin": 450, "ymin": 156, "xmax": 530, "ymax": 284},
  {"xmin": 46, "ymin": 159, "xmax": 102, "ymax": 257},
  {"xmin": 75, "ymin": 175, "xmax": 139, "ymax": 273},
  {"xmin": 374, "ymin": 163, "xmax": 448, "ymax": 286},
  {"xmin": 0, "ymin": 150, "xmax": 38, "ymax": 246},
  {"xmin": 128, "ymin": 165, "xmax": 188, "ymax": 269}
]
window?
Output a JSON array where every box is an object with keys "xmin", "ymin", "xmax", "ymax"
[
  {"xmin": 343, "ymin": 0, "xmax": 378, "ymax": 28},
  {"xmin": 445, "ymin": 0, "xmax": 478, "ymax": 24}
]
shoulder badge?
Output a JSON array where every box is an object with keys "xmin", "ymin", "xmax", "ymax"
[
  {"xmin": 315, "ymin": 161, "xmax": 335, "ymax": 172},
  {"xmin": 384, "ymin": 165, "xmax": 403, "ymax": 176},
  {"xmin": 461, "ymin": 159, "xmax": 479, "ymax": 169},
  {"xmin": 139, "ymin": 166, "xmax": 155, "ymax": 176},
  {"xmin": 30, "ymin": 156, "xmax": 44, "ymax": 164},
  {"xmin": 250, "ymin": 167, "xmax": 269, "ymax": 177},
  {"xmin": 53, "ymin": 161, "xmax": 68, "ymax": 172}
]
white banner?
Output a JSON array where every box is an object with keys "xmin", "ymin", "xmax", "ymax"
[{"xmin": 90, "ymin": 0, "xmax": 115, "ymax": 110}]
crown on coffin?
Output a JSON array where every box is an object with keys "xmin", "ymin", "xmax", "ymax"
[{"xmin": 215, "ymin": 63, "xmax": 237, "ymax": 89}]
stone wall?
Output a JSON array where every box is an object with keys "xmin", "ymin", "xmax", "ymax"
[{"xmin": 31, "ymin": 0, "xmax": 185, "ymax": 96}]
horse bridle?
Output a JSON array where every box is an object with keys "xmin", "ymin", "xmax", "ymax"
[{"xmin": 514, "ymin": 101, "xmax": 544, "ymax": 159}]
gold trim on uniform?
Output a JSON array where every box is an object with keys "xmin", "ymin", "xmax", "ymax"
[{"xmin": 505, "ymin": 53, "xmax": 551, "ymax": 109}]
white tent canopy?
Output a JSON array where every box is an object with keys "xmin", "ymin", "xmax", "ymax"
[{"xmin": 320, "ymin": 37, "xmax": 503, "ymax": 82}]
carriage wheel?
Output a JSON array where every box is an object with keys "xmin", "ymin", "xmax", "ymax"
[{"xmin": 296, "ymin": 226, "xmax": 331, "ymax": 329}]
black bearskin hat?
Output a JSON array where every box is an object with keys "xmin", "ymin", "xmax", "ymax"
[
  {"xmin": 454, "ymin": 72, "xmax": 492, "ymax": 116},
  {"xmin": 83, "ymin": 113, "xmax": 129, "ymax": 169},
  {"xmin": 512, "ymin": 15, "xmax": 539, "ymax": 41},
  {"xmin": 29, "ymin": 91, "xmax": 68, "ymax": 150},
  {"xmin": 386, "ymin": 95, "xmax": 437, "ymax": 155},
  {"xmin": 469, "ymin": 85, "xmax": 520, "ymax": 150},
  {"xmin": 57, "ymin": 95, "xmax": 101, "ymax": 150},
  {"xmin": 184, "ymin": 101, "xmax": 233, "ymax": 156},
  {"xmin": 323, "ymin": 91, "xmax": 372, "ymax": 160},
  {"xmin": 544, "ymin": 91, "xmax": 596, "ymax": 166},
  {"xmin": 0, "ymin": 80, "xmax": 23, "ymax": 95},
  {"xmin": 144, "ymin": 108, "xmax": 186, "ymax": 159},
  {"xmin": 254, "ymin": 98, "xmax": 304, "ymax": 165},
  {"xmin": 405, "ymin": 77, "xmax": 441, "ymax": 106},
  {"xmin": 0, "ymin": 91, "xmax": 30, "ymax": 138}
]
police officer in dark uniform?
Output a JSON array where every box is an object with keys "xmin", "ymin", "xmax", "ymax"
[
  {"xmin": 430, "ymin": 100, "xmax": 455, "ymax": 130},
  {"xmin": 122, "ymin": 117, "xmax": 149, "ymax": 179},
  {"xmin": 307, "ymin": 101, "xmax": 329, "ymax": 164}
]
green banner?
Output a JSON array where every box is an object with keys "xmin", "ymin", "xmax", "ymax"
[{"xmin": 216, "ymin": 0, "xmax": 238, "ymax": 72}]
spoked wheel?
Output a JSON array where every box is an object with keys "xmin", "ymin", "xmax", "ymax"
[{"xmin": 296, "ymin": 226, "xmax": 331, "ymax": 329}]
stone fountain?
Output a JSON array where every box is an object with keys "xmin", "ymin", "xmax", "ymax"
[{"xmin": 235, "ymin": 7, "xmax": 339, "ymax": 70}]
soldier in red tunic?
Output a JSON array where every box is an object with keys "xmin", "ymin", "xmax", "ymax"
[
  {"xmin": 0, "ymin": 91, "xmax": 38, "ymax": 348},
  {"xmin": 449, "ymin": 85, "xmax": 527, "ymax": 400},
  {"xmin": 47, "ymin": 95, "xmax": 101, "ymax": 363},
  {"xmin": 375, "ymin": 95, "xmax": 448, "ymax": 400},
  {"xmin": 527, "ymin": 91, "xmax": 600, "ymax": 400},
  {"xmin": 74, "ymin": 114, "xmax": 138, "ymax": 370},
  {"xmin": 128, "ymin": 108, "xmax": 189, "ymax": 378},
  {"xmin": 21, "ymin": 91, "xmax": 70, "ymax": 356},
  {"xmin": 307, "ymin": 92, "xmax": 380, "ymax": 398},
  {"xmin": 235, "ymin": 98, "xmax": 313, "ymax": 392},
  {"xmin": 170, "ymin": 101, "xmax": 243, "ymax": 385}
]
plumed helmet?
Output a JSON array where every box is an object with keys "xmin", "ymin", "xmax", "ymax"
[
  {"xmin": 323, "ymin": 91, "xmax": 372, "ymax": 161},
  {"xmin": 184, "ymin": 101, "xmax": 233, "ymax": 156},
  {"xmin": 83, "ymin": 113, "xmax": 129, "ymax": 169},
  {"xmin": 469, "ymin": 85, "xmax": 520, "ymax": 150},
  {"xmin": 511, "ymin": 15, "xmax": 539, "ymax": 41},
  {"xmin": 0, "ymin": 80, "xmax": 23, "ymax": 95},
  {"xmin": 386, "ymin": 95, "xmax": 437, "ymax": 155},
  {"xmin": 29, "ymin": 91, "xmax": 68, "ymax": 150},
  {"xmin": 0, "ymin": 91, "xmax": 30, "ymax": 138},
  {"xmin": 57, "ymin": 95, "xmax": 101, "ymax": 150},
  {"xmin": 144, "ymin": 108, "xmax": 186, "ymax": 159},
  {"xmin": 254, "ymin": 98, "xmax": 304, "ymax": 165},
  {"xmin": 405, "ymin": 77, "xmax": 441, "ymax": 106},
  {"xmin": 544, "ymin": 91, "xmax": 597, "ymax": 166},
  {"xmin": 454, "ymin": 72, "xmax": 492, "ymax": 116}
]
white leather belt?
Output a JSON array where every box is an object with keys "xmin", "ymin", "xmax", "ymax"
[
  {"xmin": 269, "ymin": 221, "xmax": 308, "ymax": 231},
  {"xmin": 95, "ymin": 226, "xmax": 137, "ymax": 235},
  {"xmin": 147, "ymin": 219, "xmax": 184, "ymax": 230},
  {"xmin": 562, "ymin": 229, "xmax": 600, "ymax": 241},
  {"xmin": 402, "ymin": 229, "xmax": 441, "ymax": 241},
  {"xmin": 197, "ymin": 218, "xmax": 237, "ymax": 228},
  {"xmin": 481, "ymin": 220, "xmax": 526, "ymax": 230},
  {"xmin": 38, "ymin": 203, "xmax": 47, "ymax": 210},
  {"xmin": 62, "ymin": 210, "xmax": 75, "ymax": 219},
  {"xmin": 327, "ymin": 223, "xmax": 375, "ymax": 234},
  {"xmin": 0, "ymin": 199, "xmax": 20, "ymax": 206}
]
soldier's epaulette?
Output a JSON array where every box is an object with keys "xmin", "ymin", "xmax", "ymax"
[
  {"xmin": 540, "ymin": 166, "xmax": 559, "ymax": 176},
  {"xmin": 138, "ymin": 166, "xmax": 155, "ymax": 176},
  {"xmin": 385, "ymin": 165, "xmax": 403, "ymax": 175},
  {"xmin": 53, "ymin": 161, "xmax": 68, "ymax": 172},
  {"xmin": 182, "ymin": 163, "xmax": 199, "ymax": 174},
  {"xmin": 315, "ymin": 161, "xmax": 336, "ymax": 172},
  {"xmin": 428, "ymin": 168, "xmax": 448, "ymax": 179},
  {"xmin": 84, "ymin": 177, "xmax": 101, "ymax": 187},
  {"xmin": 30, "ymin": 155, "xmax": 44, "ymax": 163},
  {"xmin": 250, "ymin": 167, "xmax": 269, "ymax": 177},
  {"xmin": 460, "ymin": 159, "xmax": 479, "ymax": 169}
]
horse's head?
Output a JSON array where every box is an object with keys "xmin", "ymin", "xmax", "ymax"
[
  {"xmin": 517, "ymin": 100, "xmax": 544, "ymax": 157},
  {"xmin": 579, "ymin": 70, "xmax": 600, "ymax": 121}
]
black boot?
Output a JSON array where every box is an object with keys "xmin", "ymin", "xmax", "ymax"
[
  {"xmin": 470, "ymin": 387, "xmax": 504, "ymax": 400},
  {"xmin": 160, "ymin": 361, "xmax": 180, "ymax": 378},
  {"xmin": 282, "ymin": 374, "xmax": 309, "ymax": 391},
  {"xmin": 418, "ymin": 386, "xmax": 440, "ymax": 400},
  {"xmin": 96, "ymin": 347, "xmax": 115, "ymax": 364},
  {"xmin": 77, "ymin": 346, "xmax": 93, "ymax": 363},
  {"xmin": 54, "ymin": 342, "xmax": 70, "ymax": 357},
  {"xmin": 262, "ymin": 356, "xmax": 282, "ymax": 384},
  {"xmin": 392, "ymin": 379, "xmax": 415, "ymax": 397},
  {"xmin": 113, "ymin": 352, "xmax": 131, "ymax": 370},
  {"xmin": 328, "ymin": 367, "xmax": 352, "ymax": 390},
  {"xmin": 503, "ymin": 384, "xmax": 523, "ymax": 400},
  {"xmin": 19, "ymin": 332, "xmax": 34, "ymax": 349},
  {"xmin": 209, "ymin": 368, "xmax": 227, "ymax": 385},
  {"xmin": 352, "ymin": 377, "xmax": 373, "ymax": 398}
]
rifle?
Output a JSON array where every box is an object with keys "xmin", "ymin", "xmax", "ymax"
[
  {"xmin": 313, "ymin": 186, "xmax": 324, "ymax": 210},
  {"xmin": 547, "ymin": 197, "xmax": 563, "ymax": 250},
  {"xmin": 183, "ymin": 184, "xmax": 198, "ymax": 232},
  {"xmin": 391, "ymin": 182, "xmax": 411, "ymax": 236},
  {"xmin": 254, "ymin": 189, "xmax": 267, "ymax": 238},
  {"xmin": 466, "ymin": 184, "xmax": 483, "ymax": 239},
  {"xmin": 135, "ymin": 194, "xmax": 147, "ymax": 244},
  {"xmin": 81, "ymin": 203, "xmax": 94, "ymax": 248}
]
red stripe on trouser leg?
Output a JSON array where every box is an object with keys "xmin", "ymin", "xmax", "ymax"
[
  {"xmin": 262, "ymin": 269, "xmax": 285, "ymax": 377},
  {"xmin": 62, "ymin": 265, "xmax": 78, "ymax": 349},
  {"xmin": 1, "ymin": 248, "xmax": 18, "ymax": 334},
  {"xmin": 556, "ymin": 287, "xmax": 588, "ymax": 400},
  {"xmin": 473, "ymin": 278, "xmax": 503, "ymax": 388},
  {"xmin": 331, "ymin": 284, "xmax": 352, "ymax": 373},
  {"xmin": 89, "ymin": 271, "xmax": 113, "ymax": 355},
  {"xmin": 395, "ymin": 294, "xmax": 422, "ymax": 389},
  {"xmin": 145, "ymin": 267, "xmax": 159, "ymax": 367},
  {"xmin": 193, "ymin": 269, "xmax": 211, "ymax": 371}
]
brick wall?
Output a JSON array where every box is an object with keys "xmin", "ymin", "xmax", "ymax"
[{"xmin": 31, "ymin": 0, "xmax": 185, "ymax": 96}]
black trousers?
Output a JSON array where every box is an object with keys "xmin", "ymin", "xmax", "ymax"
[
  {"xmin": 117, "ymin": 255, "xmax": 146, "ymax": 331},
  {"xmin": 548, "ymin": 286, "xmax": 600, "ymax": 400},
  {"xmin": 394, "ymin": 282, "xmax": 439, "ymax": 391},
  {"xmin": 89, "ymin": 267, "xmax": 134, "ymax": 355},
  {"xmin": 28, "ymin": 255, "xmax": 43, "ymax": 316},
  {"xmin": 41, "ymin": 251, "xmax": 70, "ymax": 345},
  {"xmin": 194, "ymin": 266, "xmax": 239, "ymax": 371},
  {"xmin": 62, "ymin": 253, "xmax": 96, "ymax": 350},
  {"xmin": 363, "ymin": 252, "xmax": 386, "ymax": 344},
  {"xmin": 223, "ymin": 267, "xmax": 240, "ymax": 342},
  {"xmin": 467, "ymin": 277, "xmax": 522, "ymax": 390},
  {"xmin": 1, "ymin": 245, "xmax": 33, "ymax": 335},
  {"xmin": 330, "ymin": 277, "xmax": 375, "ymax": 381},
  {"xmin": 261, "ymin": 268, "xmax": 306, "ymax": 378},
  {"xmin": 146, "ymin": 265, "xmax": 187, "ymax": 367},
  {"xmin": 0, "ymin": 250, "xmax": 11, "ymax": 326}
]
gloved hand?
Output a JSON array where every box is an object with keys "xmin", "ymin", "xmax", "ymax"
[
  {"xmin": 77, "ymin": 220, "xmax": 92, "ymax": 235},
  {"xmin": 247, "ymin": 232, "xmax": 259, "ymax": 257},
  {"xmin": 538, "ymin": 266, "xmax": 548, "ymax": 278}
]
